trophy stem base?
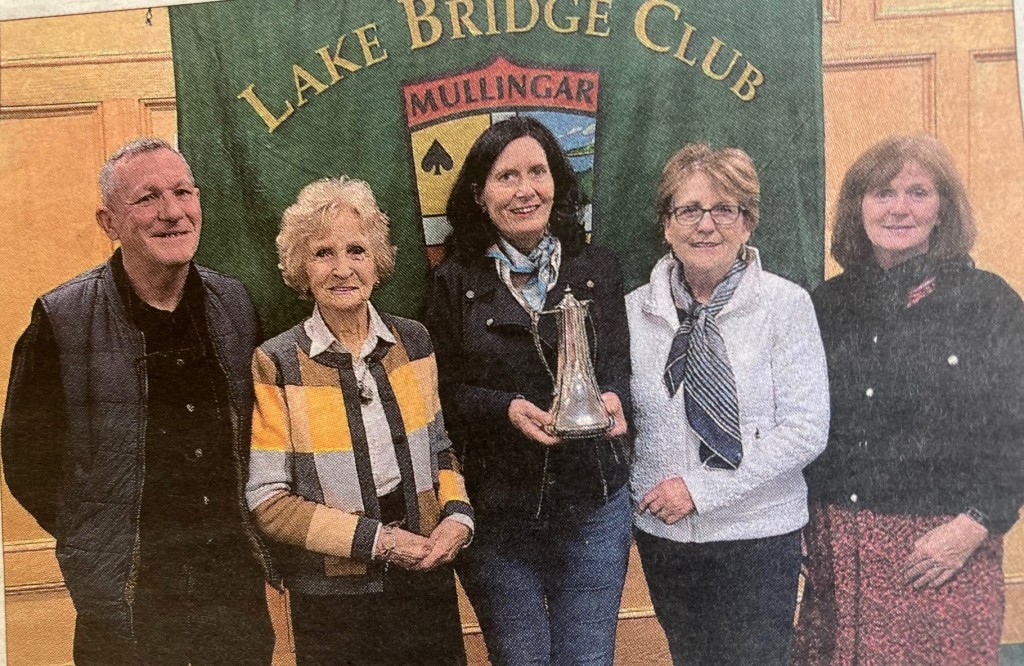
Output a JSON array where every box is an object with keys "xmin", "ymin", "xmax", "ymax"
[{"xmin": 546, "ymin": 416, "xmax": 615, "ymax": 440}]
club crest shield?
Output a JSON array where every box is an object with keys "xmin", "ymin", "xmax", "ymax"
[{"xmin": 402, "ymin": 56, "xmax": 600, "ymax": 265}]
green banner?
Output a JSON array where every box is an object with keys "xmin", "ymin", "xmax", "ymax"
[{"xmin": 169, "ymin": 0, "xmax": 823, "ymax": 335}]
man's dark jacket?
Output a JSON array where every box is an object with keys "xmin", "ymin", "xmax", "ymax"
[{"xmin": 1, "ymin": 255, "xmax": 273, "ymax": 636}]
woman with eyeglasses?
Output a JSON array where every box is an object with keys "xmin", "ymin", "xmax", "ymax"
[
  {"xmin": 793, "ymin": 135, "xmax": 1024, "ymax": 665},
  {"xmin": 626, "ymin": 143, "xmax": 829, "ymax": 666}
]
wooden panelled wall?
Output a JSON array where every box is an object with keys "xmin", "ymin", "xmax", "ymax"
[
  {"xmin": 0, "ymin": 9, "xmax": 178, "ymax": 666},
  {"xmin": 1, "ymin": 2, "xmax": 1022, "ymax": 664}
]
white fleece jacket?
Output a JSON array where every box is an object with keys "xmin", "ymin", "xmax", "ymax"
[{"xmin": 627, "ymin": 249, "xmax": 829, "ymax": 543}]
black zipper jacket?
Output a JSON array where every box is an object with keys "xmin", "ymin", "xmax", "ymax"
[{"xmin": 426, "ymin": 243, "xmax": 632, "ymax": 526}]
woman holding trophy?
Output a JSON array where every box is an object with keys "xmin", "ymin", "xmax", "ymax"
[
  {"xmin": 626, "ymin": 143, "xmax": 830, "ymax": 666},
  {"xmin": 426, "ymin": 116, "xmax": 632, "ymax": 666}
]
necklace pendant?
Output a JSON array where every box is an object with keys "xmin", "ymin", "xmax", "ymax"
[{"xmin": 357, "ymin": 380, "xmax": 373, "ymax": 405}]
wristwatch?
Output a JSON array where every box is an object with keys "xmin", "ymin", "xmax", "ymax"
[{"xmin": 964, "ymin": 506, "xmax": 992, "ymax": 531}]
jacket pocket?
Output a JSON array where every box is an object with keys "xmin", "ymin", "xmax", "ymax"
[{"xmin": 740, "ymin": 422, "xmax": 764, "ymax": 447}]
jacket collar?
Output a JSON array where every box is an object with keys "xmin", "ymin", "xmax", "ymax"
[
  {"xmin": 306, "ymin": 302, "xmax": 395, "ymax": 359},
  {"xmin": 108, "ymin": 248, "xmax": 205, "ymax": 327},
  {"xmin": 457, "ymin": 253, "xmax": 540, "ymax": 329},
  {"xmin": 94, "ymin": 250, "xmax": 204, "ymax": 335},
  {"xmin": 454, "ymin": 249, "xmax": 595, "ymax": 350},
  {"xmin": 294, "ymin": 309, "xmax": 396, "ymax": 370},
  {"xmin": 642, "ymin": 246, "xmax": 764, "ymax": 329}
]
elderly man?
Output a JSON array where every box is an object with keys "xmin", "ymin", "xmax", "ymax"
[{"xmin": 2, "ymin": 138, "xmax": 274, "ymax": 665}]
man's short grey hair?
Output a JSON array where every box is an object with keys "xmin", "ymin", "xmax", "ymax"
[{"xmin": 99, "ymin": 138, "xmax": 194, "ymax": 207}]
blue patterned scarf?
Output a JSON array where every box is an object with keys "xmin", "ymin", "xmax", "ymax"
[
  {"xmin": 486, "ymin": 235, "xmax": 561, "ymax": 312},
  {"xmin": 663, "ymin": 256, "xmax": 748, "ymax": 469}
]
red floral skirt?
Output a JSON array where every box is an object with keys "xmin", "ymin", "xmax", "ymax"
[{"xmin": 793, "ymin": 504, "xmax": 1004, "ymax": 665}]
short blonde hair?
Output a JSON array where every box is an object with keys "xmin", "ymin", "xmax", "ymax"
[
  {"xmin": 657, "ymin": 143, "xmax": 761, "ymax": 232},
  {"xmin": 277, "ymin": 176, "xmax": 397, "ymax": 297},
  {"xmin": 831, "ymin": 135, "xmax": 975, "ymax": 269}
]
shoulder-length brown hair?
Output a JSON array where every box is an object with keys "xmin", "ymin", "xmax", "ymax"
[
  {"xmin": 831, "ymin": 135, "xmax": 975, "ymax": 270},
  {"xmin": 445, "ymin": 116, "xmax": 586, "ymax": 260}
]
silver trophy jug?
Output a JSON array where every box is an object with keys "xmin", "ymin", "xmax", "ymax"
[{"xmin": 543, "ymin": 287, "xmax": 613, "ymax": 439}]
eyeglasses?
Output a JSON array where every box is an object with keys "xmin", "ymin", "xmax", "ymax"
[{"xmin": 666, "ymin": 203, "xmax": 746, "ymax": 227}]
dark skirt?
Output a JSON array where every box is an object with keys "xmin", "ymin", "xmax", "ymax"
[
  {"xmin": 793, "ymin": 504, "xmax": 1004, "ymax": 665},
  {"xmin": 288, "ymin": 488, "xmax": 467, "ymax": 666}
]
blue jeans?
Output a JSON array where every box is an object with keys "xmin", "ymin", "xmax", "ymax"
[
  {"xmin": 635, "ymin": 528, "xmax": 802, "ymax": 666},
  {"xmin": 457, "ymin": 485, "xmax": 631, "ymax": 666}
]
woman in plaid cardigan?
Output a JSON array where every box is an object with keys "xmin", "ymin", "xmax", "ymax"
[{"xmin": 246, "ymin": 176, "xmax": 473, "ymax": 666}]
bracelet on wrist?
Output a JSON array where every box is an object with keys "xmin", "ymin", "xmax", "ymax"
[
  {"xmin": 380, "ymin": 524, "xmax": 396, "ymax": 569},
  {"xmin": 380, "ymin": 521, "xmax": 402, "ymax": 572},
  {"xmin": 964, "ymin": 506, "xmax": 992, "ymax": 531}
]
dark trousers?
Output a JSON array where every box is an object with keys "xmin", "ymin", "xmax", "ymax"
[
  {"xmin": 288, "ymin": 488, "xmax": 466, "ymax": 666},
  {"xmin": 73, "ymin": 549, "xmax": 274, "ymax": 666},
  {"xmin": 635, "ymin": 528, "xmax": 802, "ymax": 666}
]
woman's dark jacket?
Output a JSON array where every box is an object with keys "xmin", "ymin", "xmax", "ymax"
[
  {"xmin": 426, "ymin": 243, "xmax": 631, "ymax": 525},
  {"xmin": 805, "ymin": 256, "xmax": 1024, "ymax": 534}
]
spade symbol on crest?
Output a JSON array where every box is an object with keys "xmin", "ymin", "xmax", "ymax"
[{"xmin": 421, "ymin": 139, "xmax": 454, "ymax": 176}]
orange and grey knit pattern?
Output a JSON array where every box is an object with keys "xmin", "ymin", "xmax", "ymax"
[{"xmin": 246, "ymin": 313, "xmax": 470, "ymax": 592}]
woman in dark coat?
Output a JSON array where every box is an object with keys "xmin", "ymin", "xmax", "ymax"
[
  {"xmin": 794, "ymin": 134, "xmax": 1024, "ymax": 665},
  {"xmin": 426, "ymin": 116, "xmax": 632, "ymax": 666}
]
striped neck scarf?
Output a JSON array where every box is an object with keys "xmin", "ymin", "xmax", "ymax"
[
  {"xmin": 664, "ymin": 256, "xmax": 748, "ymax": 469},
  {"xmin": 486, "ymin": 234, "xmax": 561, "ymax": 312}
]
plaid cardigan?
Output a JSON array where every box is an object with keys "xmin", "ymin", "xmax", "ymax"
[{"xmin": 246, "ymin": 312, "xmax": 472, "ymax": 595}]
